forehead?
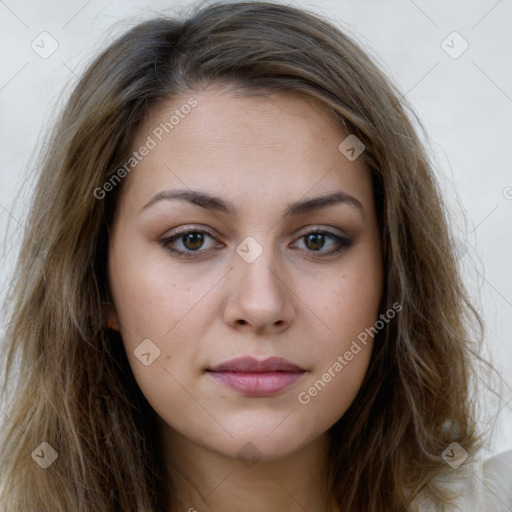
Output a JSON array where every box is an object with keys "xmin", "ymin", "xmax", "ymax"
[{"xmin": 118, "ymin": 88, "xmax": 373, "ymax": 217}]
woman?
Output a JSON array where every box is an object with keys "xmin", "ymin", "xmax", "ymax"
[{"xmin": 0, "ymin": 1, "xmax": 510, "ymax": 510}]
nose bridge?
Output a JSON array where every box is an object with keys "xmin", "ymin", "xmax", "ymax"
[
  {"xmin": 223, "ymin": 232, "xmax": 295, "ymax": 332},
  {"xmin": 235, "ymin": 234, "xmax": 282, "ymax": 291}
]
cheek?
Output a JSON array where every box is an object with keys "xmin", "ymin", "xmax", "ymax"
[
  {"xmin": 108, "ymin": 256, "xmax": 210, "ymax": 417},
  {"xmin": 295, "ymin": 247, "xmax": 382, "ymax": 422},
  {"xmin": 293, "ymin": 344, "xmax": 371, "ymax": 445},
  {"xmin": 327, "ymin": 271, "xmax": 382, "ymax": 341},
  {"xmin": 107, "ymin": 237, "xmax": 238, "ymax": 380},
  {"xmin": 109, "ymin": 244, "xmax": 218, "ymax": 340},
  {"xmin": 315, "ymin": 247, "xmax": 383, "ymax": 351},
  {"xmin": 107, "ymin": 246, "xmax": 207, "ymax": 380}
]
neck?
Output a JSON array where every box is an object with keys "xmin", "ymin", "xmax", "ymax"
[{"xmin": 159, "ymin": 425, "xmax": 337, "ymax": 512}]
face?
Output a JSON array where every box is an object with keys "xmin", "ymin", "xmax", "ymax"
[{"xmin": 107, "ymin": 87, "xmax": 383, "ymax": 463}]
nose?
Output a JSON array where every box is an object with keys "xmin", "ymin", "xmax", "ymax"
[{"xmin": 222, "ymin": 243, "xmax": 295, "ymax": 335}]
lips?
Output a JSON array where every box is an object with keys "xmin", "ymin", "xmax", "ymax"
[
  {"xmin": 206, "ymin": 356, "xmax": 306, "ymax": 396},
  {"xmin": 208, "ymin": 356, "xmax": 305, "ymax": 373}
]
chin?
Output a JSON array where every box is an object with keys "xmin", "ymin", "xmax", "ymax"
[{"xmin": 211, "ymin": 420, "xmax": 324, "ymax": 464}]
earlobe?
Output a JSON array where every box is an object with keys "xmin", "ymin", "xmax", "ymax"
[
  {"xmin": 104, "ymin": 303, "xmax": 120, "ymax": 331},
  {"xmin": 106, "ymin": 317, "xmax": 118, "ymax": 330}
]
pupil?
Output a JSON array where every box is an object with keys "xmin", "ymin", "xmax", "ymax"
[
  {"xmin": 184, "ymin": 233, "xmax": 204, "ymax": 250},
  {"xmin": 306, "ymin": 233, "xmax": 324, "ymax": 250}
]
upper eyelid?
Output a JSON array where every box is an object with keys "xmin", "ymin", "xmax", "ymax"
[
  {"xmin": 162, "ymin": 225, "xmax": 347, "ymax": 241},
  {"xmin": 161, "ymin": 226, "xmax": 349, "ymax": 251},
  {"xmin": 166, "ymin": 224, "xmax": 216, "ymax": 237}
]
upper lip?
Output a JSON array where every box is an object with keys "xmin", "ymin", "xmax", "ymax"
[{"xmin": 207, "ymin": 356, "xmax": 305, "ymax": 373}]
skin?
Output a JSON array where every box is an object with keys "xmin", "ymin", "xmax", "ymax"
[{"xmin": 107, "ymin": 87, "xmax": 383, "ymax": 512}]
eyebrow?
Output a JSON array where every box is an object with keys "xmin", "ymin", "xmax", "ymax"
[{"xmin": 140, "ymin": 188, "xmax": 363, "ymax": 217}]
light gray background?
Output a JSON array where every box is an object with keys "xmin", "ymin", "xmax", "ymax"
[{"xmin": 1, "ymin": 0, "xmax": 511, "ymax": 456}]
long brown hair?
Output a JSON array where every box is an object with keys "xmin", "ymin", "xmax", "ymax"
[{"xmin": 0, "ymin": 1, "xmax": 495, "ymax": 510}]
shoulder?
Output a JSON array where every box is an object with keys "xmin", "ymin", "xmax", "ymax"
[
  {"xmin": 480, "ymin": 449, "xmax": 512, "ymax": 510},
  {"xmin": 411, "ymin": 449, "xmax": 512, "ymax": 511}
]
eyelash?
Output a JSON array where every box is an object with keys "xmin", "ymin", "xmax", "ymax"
[{"xmin": 159, "ymin": 226, "xmax": 353, "ymax": 259}]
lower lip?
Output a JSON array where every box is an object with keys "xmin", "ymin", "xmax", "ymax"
[{"xmin": 208, "ymin": 371, "xmax": 304, "ymax": 396}]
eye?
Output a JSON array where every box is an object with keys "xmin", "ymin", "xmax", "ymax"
[
  {"xmin": 292, "ymin": 229, "xmax": 353, "ymax": 255},
  {"xmin": 159, "ymin": 226, "xmax": 353, "ymax": 260},
  {"xmin": 159, "ymin": 227, "xmax": 223, "ymax": 259}
]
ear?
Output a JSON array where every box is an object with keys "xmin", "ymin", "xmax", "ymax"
[{"xmin": 104, "ymin": 303, "xmax": 120, "ymax": 331}]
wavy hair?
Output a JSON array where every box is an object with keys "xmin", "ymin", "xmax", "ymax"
[{"xmin": 0, "ymin": 1, "xmax": 493, "ymax": 510}]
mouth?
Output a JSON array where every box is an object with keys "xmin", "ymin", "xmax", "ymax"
[{"xmin": 206, "ymin": 356, "xmax": 307, "ymax": 396}]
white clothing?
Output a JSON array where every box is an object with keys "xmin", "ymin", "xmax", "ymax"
[{"xmin": 412, "ymin": 449, "xmax": 512, "ymax": 511}]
